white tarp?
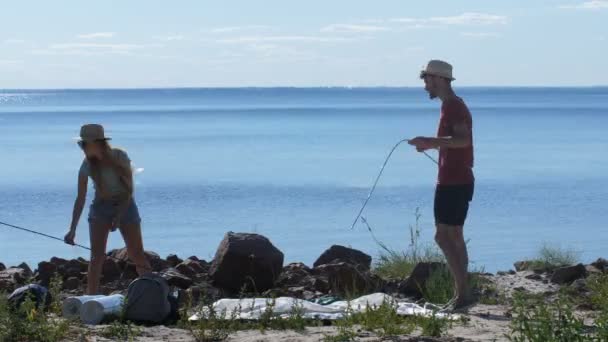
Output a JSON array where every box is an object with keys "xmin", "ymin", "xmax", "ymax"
[{"xmin": 189, "ymin": 293, "xmax": 457, "ymax": 321}]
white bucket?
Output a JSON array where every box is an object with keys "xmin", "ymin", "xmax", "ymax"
[
  {"xmin": 62, "ymin": 295, "xmax": 105, "ymax": 319},
  {"xmin": 79, "ymin": 294, "xmax": 125, "ymax": 325}
]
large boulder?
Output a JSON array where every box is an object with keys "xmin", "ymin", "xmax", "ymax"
[
  {"xmin": 108, "ymin": 248, "xmax": 167, "ymax": 272},
  {"xmin": 210, "ymin": 232, "xmax": 284, "ymax": 293},
  {"xmin": 36, "ymin": 261, "xmax": 58, "ymax": 287},
  {"xmin": 551, "ymin": 264, "xmax": 587, "ymax": 284},
  {"xmin": 400, "ymin": 262, "xmax": 448, "ymax": 298},
  {"xmin": 0, "ymin": 263, "xmax": 5, "ymax": 272},
  {"xmin": 314, "ymin": 245, "xmax": 372, "ymax": 270}
]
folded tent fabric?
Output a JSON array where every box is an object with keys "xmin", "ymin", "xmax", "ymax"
[{"xmin": 189, "ymin": 293, "xmax": 458, "ymax": 321}]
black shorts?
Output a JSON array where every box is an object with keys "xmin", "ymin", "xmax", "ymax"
[{"xmin": 434, "ymin": 183, "xmax": 474, "ymax": 226}]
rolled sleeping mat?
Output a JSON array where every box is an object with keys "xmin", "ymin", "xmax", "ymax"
[
  {"xmin": 62, "ymin": 295, "xmax": 105, "ymax": 319},
  {"xmin": 79, "ymin": 294, "xmax": 125, "ymax": 325}
]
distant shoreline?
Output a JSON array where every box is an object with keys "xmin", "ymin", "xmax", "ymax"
[{"xmin": 1, "ymin": 85, "xmax": 607, "ymax": 91}]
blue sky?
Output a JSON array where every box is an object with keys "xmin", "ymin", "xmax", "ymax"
[{"xmin": 1, "ymin": 0, "xmax": 606, "ymax": 88}]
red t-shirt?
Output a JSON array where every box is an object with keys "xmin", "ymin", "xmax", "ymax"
[{"xmin": 437, "ymin": 97, "xmax": 474, "ymax": 185}]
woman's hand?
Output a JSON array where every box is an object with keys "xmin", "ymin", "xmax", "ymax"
[{"xmin": 64, "ymin": 229, "xmax": 76, "ymax": 245}]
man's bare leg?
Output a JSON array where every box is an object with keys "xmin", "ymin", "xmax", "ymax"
[
  {"xmin": 447, "ymin": 225, "xmax": 470, "ymax": 307},
  {"xmin": 435, "ymin": 224, "xmax": 464, "ymax": 301}
]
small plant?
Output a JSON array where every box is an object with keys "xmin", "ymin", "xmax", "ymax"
[
  {"xmin": 350, "ymin": 297, "xmax": 415, "ymax": 337},
  {"xmin": 508, "ymin": 293, "xmax": 591, "ymax": 342},
  {"xmin": 101, "ymin": 320, "xmax": 142, "ymax": 341},
  {"xmin": 323, "ymin": 301, "xmax": 357, "ymax": 342},
  {"xmin": 417, "ymin": 312, "xmax": 450, "ymax": 337},
  {"xmin": 525, "ymin": 244, "xmax": 580, "ymax": 271},
  {"xmin": 421, "ymin": 266, "xmax": 453, "ymax": 304},
  {"xmin": 372, "ymin": 209, "xmax": 445, "ymax": 279},
  {"xmin": 284, "ymin": 299, "xmax": 307, "ymax": 332},
  {"xmin": 188, "ymin": 303, "xmax": 233, "ymax": 342},
  {"xmin": 0, "ymin": 292, "xmax": 70, "ymax": 342}
]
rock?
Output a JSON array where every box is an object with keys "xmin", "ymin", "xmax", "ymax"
[
  {"xmin": 551, "ymin": 264, "xmax": 587, "ymax": 284},
  {"xmin": 514, "ymin": 261, "xmax": 529, "ymax": 272},
  {"xmin": 121, "ymin": 263, "xmax": 139, "ymax": 280},
  {"xmin": 508, "ymin": 270, "xmax": 516, "ymax": 275},
  {"xmin": 0, "ymin": 268, "xmax": 28, "ymax": 292},
  {"xmin": 572, "ymin": 278, "xmax": 588, "ymax": 293},
  {"xmin": 276, "ymin": 262, "xmax": 313, "ymax": 287},
  {"xmin": 66, "ymin": 259, "xmax": 88, "ymax": 272},
  {"xmin": 586, "ymin": 265, "xmax": 603, "ymax": 275},
  {"xmin": 108, "ymin": 248, "xmax": 167, "ymax": 272},
  {"xmin": 18, "ymin": 262, "xmax": 33, "ymax": 277},
  {"xmin": 187, "ymin": 256, "xmax": 199, "ymax": 261},
  {"xmin": 0, "ymin": 263, "xmax": 5, "ymax": 272},
  {"xmin": 36, "ymin": 261, "xmax": 58, "ymax": 287},
  {"xmin": 591, "ymin": 258, "xmax": 608, "ymax": 272},
  {"xmin": 162, "ymin": 268, "xmax": 193, "ymax": 289},
  {"xmin": 64, "ymin": 277, "xmax": 80, "ymax": 290},
  {"xmin": 210, "ymin": 232, "xmax": 284, "ymax": 293},
  {"xmin": 400, "ymin": 262, "xmax": 449, "ymax": 298},
  {"xmin": 175, "ymin": 263, "xmax": 197, "ymax": 278},
  {"xmin": 314, "ymin": 261, "xmax": 378, "ymax": 295},
  {"xmin": 314, "ymin": 245, "xmax": 372, "ymax": 270},
  {"xmin": 64, "ymin": 259, "xmax": 88, "ymax": 279},
  {"xmin": 102, "ymin": 259, "xmax": 121, "ymax": 283},
  {"xmin": 525, "ymin": 273, "xmax": 543, "ymax": 281},
  {"xmin": 50, "ymin": 257, "xmax": 68, "ymax": 267},
  {"xmin": 497, "ymin": 271, "xmax": 507, "ymax": 276},
  {"xmin": 180, "ymin": 259, "xmax": 205, "ymax": 274},
  {"xmin": 167, "ymin": 254, "xmax": 183, "ymax": 268}
]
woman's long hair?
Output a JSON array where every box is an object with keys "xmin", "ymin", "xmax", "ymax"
[{"xmin": 86, "ymin": 140, "xmax": 133, "ymax": 198}]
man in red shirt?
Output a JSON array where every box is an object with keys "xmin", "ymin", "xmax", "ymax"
[{"xmin": 408, "ymin": 60, "xmax": 474, "ymax": 310}]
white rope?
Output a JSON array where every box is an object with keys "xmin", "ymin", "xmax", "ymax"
[{"xmin": 350, "ymin": 139, "xmax": 438, "ymax": 230}]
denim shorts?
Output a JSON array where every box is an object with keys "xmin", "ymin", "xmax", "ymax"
[{"xmin": 88, "ymin": 197, "xmax": 141, "ymax": 225}]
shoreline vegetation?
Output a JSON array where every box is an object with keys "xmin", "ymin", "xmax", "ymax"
[{"xmin": 0, "ymin": 220, "xmax": 606, "ymax": 341}]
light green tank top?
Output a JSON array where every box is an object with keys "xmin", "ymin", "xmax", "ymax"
[{"xmin": 79, "ymin": 149, "xmax": 131, "ymax": 197}]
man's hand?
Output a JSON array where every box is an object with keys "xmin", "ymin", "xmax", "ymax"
[
  {"xmin": 64, "ymin": 229, "xmax": 76, "ymax": 245},
  {"xmin": 408, "ymin": 136, "xmax": 435, "ymax": 152}
]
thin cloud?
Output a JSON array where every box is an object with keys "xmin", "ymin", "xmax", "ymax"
[
  {"xmin": 320, "ymin": 24, "xmax": 389, "ymax": 33},
  {"xmin": 32, "ymin": 43, "xmax": 161, "ymax": 56},
  {"xmin": 559, "ymin": 0, "xmax": 608, "ymax": 9},
  {"xmin": 460, "ymin": 32, "xmax": 501, "ymax": 38},
  {"xmin": 0, "ymin": 59, "xmax": 23, "ymax": 65},
  {"xmin": 390, "ymin": 12, "xmax": 508, "ymax": 26},
  {"xmin": 4, "ymin": 39, "xmax": 26, "ymax": 44},
  {"xmin": 77, "ymin": 32, "xmax": 116, "ymax": 39},
  {"xmin": 213, "ymin": 35, "xmax": 357, "ymax": 44},
  {"xmin": 205, "ymin": 25, "xmax": 274, "ymax": 34},
  {"xmin": 155, "ymin": 35, "xmax": 187, "ymax": 41}
]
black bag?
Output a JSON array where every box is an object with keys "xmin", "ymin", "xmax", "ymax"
[
  {"xmin": 7, "ymin": 284, "xmax": 52, "ymax": 311},
  {"xmin": 124, "ymin": 273, "xmax": 179, "ymax": 324}
]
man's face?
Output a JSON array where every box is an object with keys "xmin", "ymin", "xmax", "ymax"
[{"xmin": 423, "ymin": 75, "xmax": 439, "ymax": 99}]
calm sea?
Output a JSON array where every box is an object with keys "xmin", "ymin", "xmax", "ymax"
[{"xmin": 0, "ymin": 87, "xmax": 606, "ymax": 272}]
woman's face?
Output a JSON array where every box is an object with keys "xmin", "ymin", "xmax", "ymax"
[{"xmin": 80, "ymin": 140, "xmax": 104, "ymax": 160}]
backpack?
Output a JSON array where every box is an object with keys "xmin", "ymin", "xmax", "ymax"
[
  {"xmin": 7, "ymin": 284, "xmax": 52, "ymax": 311},
  {"xmin": 124, "ymin": 273, "xmax": 178, "ymax": 324}
]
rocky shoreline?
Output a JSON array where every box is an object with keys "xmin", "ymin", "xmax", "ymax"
[{"xmin": 1, "ymin": 231, "xmax": 607, "ymax": 341}]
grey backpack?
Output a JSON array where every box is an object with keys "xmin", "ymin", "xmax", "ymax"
[{"xmin": 124, "ymin": 273, "xmax": 172, "ymax": 324}]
